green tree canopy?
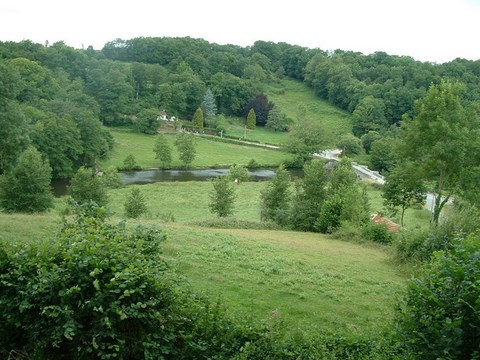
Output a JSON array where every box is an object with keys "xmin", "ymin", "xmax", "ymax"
[
  {"xmin": 290, "ymin": 159, "xmax": 328, "ymax": 231},
  {"xmin": 260, "ymin": 164, "xmax": 291, "ymax": 224},
  {"xmin": 383, "ymin": 162, "xmax": 426, "ymax": 227},
  {"xmin": 396, "ymin": 236, "xmax": 480, "ymax": 359},
  {"xmin": 0, "ymin": 146, "xmax": 53, "ymax": 212},
  {"xmin": 398, "ymin": 81, "xmax": 480, "ymax": 224},
  {"xmin": 246, "ymin": 108, "xmax": 256, "ymax": 130},
  {"xmin": 285, "ymin": 120, "xmax": 329, "ymax": 165},
  {"xmin": 192, "ymin": 107, "xmax": 204, "ymax": 129},
  {"xmin": 135, "ymin": 108, "xmax": 160, "ymax": 134},
  {"xmin": 68, "ymin": 166, "xmax": 108, "ymax": 207},
  {"xmin": 209, "ymin": 177, "xmax": 236, "ymax": 217},
  {"xmin": 266, "ymin": 104, "xmax": 289, "ymax": 132},
  {"xmin": 175, "ymin": 132, "xmax": 196, "ymax": 168},
  {"xmin": 124, "ymin": 186, "xmax": 148, "ymax": 218},
  {"xmin": 153, "ymin": 134, "xmax": 172, "ymax": 168}
]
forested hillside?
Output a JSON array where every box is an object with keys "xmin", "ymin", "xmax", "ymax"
[{"xmin": 2, "ymin": 37, "xmax": 480, "ymax": 180}]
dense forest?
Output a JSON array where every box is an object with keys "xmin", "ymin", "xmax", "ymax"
[{"xmin": 2, "ymin": 36, "xmax": 480, "ymax": 180}]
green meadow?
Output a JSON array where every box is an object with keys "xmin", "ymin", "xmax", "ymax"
[
  {"xmin": 100, "ymin": 128, "xmax": 294, "ymax": 170},
  {"xmin": 208, "ymin": 79, "xmax": 353, "ymax": 147},
  {"xmin": 0, "ymin": 78, "xmax": 419, "ymax": 341}
]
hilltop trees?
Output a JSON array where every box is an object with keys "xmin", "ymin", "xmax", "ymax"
[{"xmin": 0, "ymin": 146, "xmax": 53, "ymax": 213}]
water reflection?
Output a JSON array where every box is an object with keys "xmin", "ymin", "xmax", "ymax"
[
  {"xmin": 121, "ymin": 168, "xmax": 285, "ymax": 185},
  {"xmin": 51, "ymin": 168, "xmax": 303, "ymax": 197}
]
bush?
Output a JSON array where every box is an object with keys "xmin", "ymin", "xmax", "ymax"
[
  {"xmin": 124, "ymin": 186, "xmax": 148, "ymax": 218},
  {"xmin": 68, "ymin": 167, "xmax": 108, "ymax": 207},
  {"xmin": 0, "ymin": 203, "xmax": 173, "ymax": 358},
  {"xmin": 101, "ymin": 167, "xmax": 124, "ymax": 189},
  {"xmin": 361, "ymin": 221, "xmax": 393, "ymax": 244},
  {"xmin": 227, "ymin": 163, "xmax": 250, "ymax": 182},
  {"xmin": 119, "ymin": 154, "xmax": 141, "ymax": 171},
  {"xmin": 396, "ymin": 236, "xmax": 480, "ymax": 359}
]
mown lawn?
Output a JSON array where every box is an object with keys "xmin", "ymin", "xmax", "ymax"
[{"xmin": 100, "ymin": 128, "xmax": 294, "ymax": 170}]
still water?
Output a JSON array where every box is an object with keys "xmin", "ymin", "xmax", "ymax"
[{"xmin": 51, "ymin": 167, "xmax": 303, "ymax": 196}]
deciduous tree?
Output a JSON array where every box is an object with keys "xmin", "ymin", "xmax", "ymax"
[
  {"xmin": 383, "ymin": 162, "xmax": 426, "ymax": 227},
  {"xmin": 285, "ymin": 120, "xmax": 329, "ymax": 165},
  {"xmin": 0, "ymin": 146, "xmax": 53, "ymax": 212},
  {"xmin": 260, "ymin": 164, "xmax": 291, "ymax": 223},
  {"xmin": 398, "ymin": 81, "xmax": 480, "ymax": 224},
  {"xmin": 209, "ymin": 177, "xmax": 236, "ymax": 217},
  {"xmin": 68, "ymin": 166, "xmax": 108, "ymax": 207},
  {"xmin": 289, "ymin": 159, "xmax": 328, "ymax": 231},
  {"xmin": 153, "ymin": 134, "xmax": 172, "ymax": 168},
  {"xmin": 175, "ymin": 132, "xmax": 196, "ymax": 168}
]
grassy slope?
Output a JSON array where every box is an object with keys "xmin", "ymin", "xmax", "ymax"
[
  {"xmin": 0, "ymin": 210, "xmax": 405, "ymax": 338},
  {"xmin": 100, "ymin": 128, "xmax": 293, "ymax": 170},
  {"xmin": 219, "ymin": 79, "xmax": 353, "ymax": 147},
  {"xmin": 163, "ymin": 224, "xmax": 405, "ymax": 337}
]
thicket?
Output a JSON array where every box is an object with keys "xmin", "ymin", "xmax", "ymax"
[{"xmin": 396, "ymin": 235, "xmax": 480, "ymax": 359}]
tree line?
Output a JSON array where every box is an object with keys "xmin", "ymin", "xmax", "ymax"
[{"xmin": 2, "ymin": 37, "xmax": 480, "ymax": 178}]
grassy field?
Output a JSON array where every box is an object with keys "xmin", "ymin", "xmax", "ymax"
[
  {"xmin": 100, "ymin": 128, "xmax": 294, "ymax": 170},
  {"xmin": 215, "ymin": 78, "xmax": 353, "ymax": 147},
  {"xmin": 266, "ymin": 79, "xmax": 353, "ymax": 144},
  {"xmin": 162, "ymin": 224, "xmax": 405, "ymax": 337},
  {"xmin": 0, "ymin": 207, "xmax": 406, "ymax": 338}
]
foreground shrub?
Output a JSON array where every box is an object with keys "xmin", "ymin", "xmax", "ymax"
[
  {"xmin": 0, "ymin": 203, "xmax": 173, "ymax": 358},
  {"xmin": 396, "ymin": 235, "xmax": 480, "ymax": 359},
  {"xmin": 361, "ymin": 221, "xmax": 393, "ymax": 244}
]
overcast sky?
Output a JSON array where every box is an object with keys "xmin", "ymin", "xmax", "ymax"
[{"xmin": 1, "ymin": 0, "xmax": 479, "ymax": 64}]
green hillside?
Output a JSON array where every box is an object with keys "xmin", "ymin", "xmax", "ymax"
[
  {"xmin": 219, "ymin": 79, "xmax": 353, "ymax": 147},
  {"xmin": 0, "ymin": 211, "xmax": 405, "ymax": 338}
]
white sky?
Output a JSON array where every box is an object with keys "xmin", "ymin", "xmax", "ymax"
[{"xmin": 1, "ymin": 0, "xmax": 479, "ymax": 64}]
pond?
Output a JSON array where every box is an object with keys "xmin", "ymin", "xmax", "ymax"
[
  {"xmin": 120, "ymin": 168, "xmax": 303, "ymax": 185},
  {"xmin": 51, "ymin": 167, "xmax": 304, "ymax": 196}
]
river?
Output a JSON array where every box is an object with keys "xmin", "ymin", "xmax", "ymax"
[{"xmin": 51, "ymin": 167, "xmax": 304, "ymax": 196}]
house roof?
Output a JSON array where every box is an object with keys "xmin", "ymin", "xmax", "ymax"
[{"xmin": 371, "ymin": 213, "xmax": 401, "ymax": 232}]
